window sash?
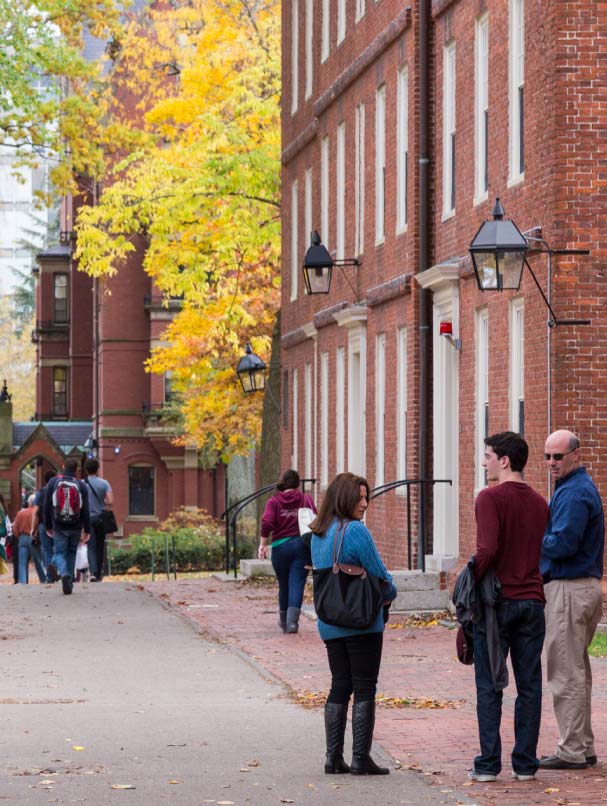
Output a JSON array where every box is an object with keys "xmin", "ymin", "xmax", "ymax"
[
  {"xmin": 336, "ymin": 122, "xmax": 345, "ymax": 261},
  {"xmin": 474, "ymin": 14, "xmax": 489, "ymax": 200},
  {"xmin": 290, "ymin": 180, "xmax": 298, "ymax": 301},
  {"xmin": 321, "ymin": 137, "xmax": 330, "ymax": 247},
  {"xmin": 128, "ymin": 466, "xmax": 155, "ymax": 516},
  {"xmin": 354, "ymin": 104, "xmax": 365, "ymax": 255},
  {"xmin": 396, "ymin": 66, "xmax": 408, "ymax": 232},
  {"xmin": 375, "ymin": 85, "xmax": 386, "ymax": 243},
  {"xmin": 442, "ymin": 42, "xmax": 456, "ymax": 215},
  {"xmin": 53, "ymin": 274, "xmax": 68, "ymax": 323},
  {"xmin": 53, "ymin": 367, "xmax": 67, "ymax": 416},
  {"xmin": 291, "ymin": 0, "xmax": 299, "ymax": 114}
]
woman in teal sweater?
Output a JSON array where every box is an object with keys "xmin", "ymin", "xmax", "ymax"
[{"xmin": 311, "ymin": 473, "xmax": 397, "ymax": 776}]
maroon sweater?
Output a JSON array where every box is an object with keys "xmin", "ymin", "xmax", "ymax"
[
  {"xmin": 474, "ymin": 481, "xmax": 549, "ymax": 602},
  {"xmin": 260, "ymin": 489, "xmax": 316, "ymax": 542}
]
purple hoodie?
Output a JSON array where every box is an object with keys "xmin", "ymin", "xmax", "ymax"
[{"xmin": 260, "ymin": 488, "xmax": 317, "ymax": 542}]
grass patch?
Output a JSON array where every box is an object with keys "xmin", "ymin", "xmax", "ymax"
[{"xmin": 589, "ymin": 632, "xmax": 607, "ymax": 658}]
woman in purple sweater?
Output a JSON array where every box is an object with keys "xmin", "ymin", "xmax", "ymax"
[{"xmin": 259, "ymin": 470, "xmax": 316, "ymax": 634}]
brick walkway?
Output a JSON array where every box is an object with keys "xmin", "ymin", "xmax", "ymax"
[{"xmin": 140, "ymin": 576, "xmax": 607, "ymax": 805}]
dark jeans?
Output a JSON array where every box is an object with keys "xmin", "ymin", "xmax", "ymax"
[
  {"xmin": 324, "ymin": 632, "xmax": 384, "ymax": 704},
  {"xmin": 88, "ymin": 517, "xmax": 107, "ymax": 579},
  {"xmin": 270, "ymin": 536, "xmax": 309, "ymax": 610},
  {"xmin": 473, "ymin": 598, "xmax": 545, "ymax": 776}
]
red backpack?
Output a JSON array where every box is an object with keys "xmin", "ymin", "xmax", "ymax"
[{"xmin": 52, "ymin": 476, "xmax": 82, "ymax": 526}]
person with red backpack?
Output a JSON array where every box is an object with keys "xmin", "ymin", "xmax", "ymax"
[{"xmin": 43, "ymin": 458, "xmax": 90, "ymax": 595}]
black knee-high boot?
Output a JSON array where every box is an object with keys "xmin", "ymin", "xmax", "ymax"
[
  {"xmin": 324, "ymin": 702, "xmax": 350, "ymax": 774},
  {"xmin": 350, "ymin": 700, "xmax": 389, "ymax": 775}
]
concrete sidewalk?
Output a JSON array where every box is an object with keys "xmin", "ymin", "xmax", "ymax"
[{"xmin": 142, "ymin": 576, "xmax": 607, "ymax": 806}]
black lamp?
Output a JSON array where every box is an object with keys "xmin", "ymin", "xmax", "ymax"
[
  {"xmin": 469, "ymin": 198, "xmax": 529, "ymax": 291},
  {"xmin": 236, "ymin": 343, "xmax": 266, "ymax": 393},
  {"xmin": 302, "ymin": 230, "xmax": 360, "ymax": 295}
]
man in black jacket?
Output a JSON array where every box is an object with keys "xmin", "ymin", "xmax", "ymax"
[{"xmin": 43, "ymin": 458, "xmax": 90, "ymax": 595}]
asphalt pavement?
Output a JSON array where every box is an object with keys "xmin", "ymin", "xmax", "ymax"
[{"xmin": 0, "ymin": 582, "xmax": 468, "ymax": 805}]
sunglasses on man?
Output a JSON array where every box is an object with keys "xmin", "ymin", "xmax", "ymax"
[{"xmin": 544, "ymin": 448, "xmax": 576, "ymax": 461}]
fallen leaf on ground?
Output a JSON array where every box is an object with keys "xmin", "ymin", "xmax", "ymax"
[
  {"xmin": 239, "ymin": 768, "xmax": 250, "ymax": 772},
  {"xmin": 168, "ymin": 779, "xmax": 182, "ymax": 784},
  {"xmin": 544, "ymin": 788, "xmax": 560, "ymax": 793},
  {"xmin": 72, "ymin": 746, "xmax": 85, "ymax": 751},
  {"xmin": 110, "ymin": 784, "xmax": 136, "ymax": 790},
  {"xmin": 217, "ymin": 801, "xmax": 235, "ymax": 805},
  {"xmin": 376, "ymin": 695, "xmax": 465, "ymax": 710},
  {"xmin": 247, "ymin": 760, "xmax": 260, "ymax": 767},
  {"xmin": 280, "ymin": 800, "xmax": 295, "ymax": 804}
]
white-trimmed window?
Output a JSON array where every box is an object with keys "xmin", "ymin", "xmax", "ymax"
[
  {"xmin": 510, "ymin": 299, "xmax": 525, "ymax": 435},
  {"xmin": 475, "ymin": 307, "xmax": 489, "ymax": 491},
  {"xmin": 305, "ymin": 0, "xmax": 313, "ymax": 99},
  {"xmin": 321, "ymin": 136, "xmax": 330, "ymax": 249},
  {"xmin": 509, "ymin": 0, "xmax": 524, "ymax": 183},
  {"xmin": 128, "ymin": 465, "xmax": 155, "ymax": 516},
  {"xmin": 291, "ymin": 0, "xmax": 299, "ymax": 115},
  {"xmin": 290, "ymin": 179, "xmax": 298, "ymax": 301},
  {"xmin": 396, "ymin": 327, "xmax": 408, "ymax": 484},
  {"xmin": 292, "ymin": 368, "xmax": 299, "ymax": 470},
  {"xmin": 396, "ymin": 65, "xmax": 408, "ymax": 233},
  {"xmin": 375, "ymin": 84, "xmax": 386, "ymax": 244},
  {"xmin": 336, "ymin": 347, "xmax": 345, "ymax": 473},
  {"xmin": 304, "ymin": 362, "xmax": 312, "ymax": 478},
  {"xmin": 348, "ymin": 331, "xmax": 366, "ymax": 476},
  {"xmin": 474, "ymin": 13, "xmax": 489, "ymax": 202},
  {"xmin": 337, "ymin": 0, "xmax": 345, "ymax": 44},
  {"xmin": 320, "ymin": 352, "xmax": 329, "ymax": 487},
  {"xmin": 304, "ymin": 167, "xmax": 312, "ymax": 248},
  {"xmin": 356, "ymin": 0, "xmax": 365, "ymax": 24},
  {"xmin": 321, "ymin": 0, "xmax": 330, "ymax": 62},
  {"xmin": 354, "ymin": 103, "xmax": 365, "ymax": 256},
  {"xmin": 375, "ymin": 333, "xmax": 386, "ymax": 486},
  {"xmin": 442, "ymin": 41, "xmax": 456, "ymax": 217},
  {"xmin": 336, "ymin": 121, "xmax": 345, "ymax": 261}
]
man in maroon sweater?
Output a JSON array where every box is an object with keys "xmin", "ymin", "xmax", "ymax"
[{"xmin": 469, "ymin": 432, "xmax": 550, "ymax": 784}]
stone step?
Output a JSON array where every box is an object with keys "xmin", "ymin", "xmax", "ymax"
[
  {"xmin": 239, "ymin": 559, "xmax": 276, "ymax": 578},
  {"xmin": 390, "ymin": 570, "xmax": 443, "ymax": 592},
  {"xmin": 391, "ymin": 587, "xmax": 450, "ymax": 613}
]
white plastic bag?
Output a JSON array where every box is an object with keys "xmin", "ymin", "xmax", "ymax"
[
  {"xmin": 298, "ymin": 507, "xmax": 315, "ymax": 536},
  {"xmin": 75, "ymin": 542, "xmax": 89, "ymax": 571}
]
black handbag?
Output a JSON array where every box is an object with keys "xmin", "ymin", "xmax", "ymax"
[
  {"xmin": 313, "ymin": 522, "xmax": 385, "ymax": 629},
  {"xmin": 86, "ymin": 480, "xmax": 118, "ymax": 534}
]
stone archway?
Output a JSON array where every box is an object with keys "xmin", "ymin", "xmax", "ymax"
[{"xmin": 18, "ymin": 455, "xmax": 60, "ymax": 510}]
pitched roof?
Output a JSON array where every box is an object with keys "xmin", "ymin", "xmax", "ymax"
[{"xmin": 13, "ymin": 421, "xmax": 93, "ymax": 453}]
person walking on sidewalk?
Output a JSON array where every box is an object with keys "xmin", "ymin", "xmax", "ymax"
[
  {"xmin": 13, "ymin": 495, "xmax": 46, "ymax": 584},
  {"xmin": 32, "ymin": 470, "xmax": 57, "ymax": 583},
  {"xmin": 469, "ymin": 432, "xmax": 549, "ymax": 784},
  {"xmin": 84, "ymin": 458, "xmax": 113, "ymax": 581},
  {"xmin": 310, "ymin": 472, "xmax": 397, "ymax": 776},
  {"xmin": 539, "ymin": 429, "xmax": 605, "ymax": 771},
  {"xmin": 259, "ymin": 470, "xmax": 316, "ymax": 634},
  {"xmin": 43, "ymin": 458, "xmax": 90, "ymax": 595}
]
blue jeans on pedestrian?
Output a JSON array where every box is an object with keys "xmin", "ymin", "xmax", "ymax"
[
  {"xmin": 17, "ymin": 535, "xmax": 46, "ymax": 584},
  {"xmin": 53, "ymin": 527, "xmax": 82, "ymax": 580},
  {"xmin": 270, "ymin": 536, "xmax": 310, "ymax": 610},
  {"xmin": 39, "ymin": 524, "xmax": 54, "ymax": 582},
  {"xmin": 473, "ymin": 598, "xmax": 546, "ymax": 776}
]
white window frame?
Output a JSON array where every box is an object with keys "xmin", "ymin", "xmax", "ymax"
[
  {"xmin": 336, "ymin": 121, "xmax": 345, "ymax": 261},
  {"xmin": 320, "ymin": 136, "xmax": 330, "ymax": 249},
  {"xmin": 336, "ymin": 347, "xmax": 345, "ymax": 473},
  {"xmin": 290, "ymin": 179, "xmax": 298, "ymax": 301},
  {"xmin": 375, "ymin": 333, "xmax": 386, "ymax": 486},
  {"xmin": 292, "ymin": 368, "xmax": 299, "ymax": 470},
  {"xmin": 509, "ymin": 298, "xmax": 525, "ymax": 434},
  {"xmin": 305, "ymin": 0, "xmax": 313, "ymax": 100},
  {"xmin": 355, "ymin": 0, "xmax": 365, "ymax": 24},
  {"xmin": 396, "ymin": 326, "xmax": 408, "ymax": 486},
  {"xmin": 475, "ymin": 307, "xmax": 489, "ymax": 492},
  {"xmin": 474, "ymin": 13, "xmax": 489, "ymax": 204},
  {"xmin": 337, "ymin": 0, "xmax": 345, "ymax": 45},
  {"xmin": 375, "ymin": 84, "xmax": 386, "ymax": 245},
  {"xmin": 320, "ymin": 351, "xmax": 329, "ymax": 488},
  {"xmin": 321, "ymin": 0, "xmax": 330, "ymax": 63},
  {"xmin": 396, "ymin": 65, "xmax": 408, "ymax": 233},
  {"xmin": 305, "ymin": 362, "xmax": 312, "ymax": 478},
  {"xmin": 291, "ymin": 0, "xmax": 299, "ymax": 115},
  {"xmin": 442, "ymin": 41, "xmax": 456, "ymax": 219},
  {"xmin": 508, "ymin": 0, "xmax": 525, "ymax": 185},
  {"xmin": 347, "ymin": 329, "xmax": 366, "ymax": 476},
  {"xmin": 304, "ymin": 167, "xmax": 312, "ymax": 249},
  {"xmin": 354, "ymin": 103, "xmax": 365, "ymax": 256}
]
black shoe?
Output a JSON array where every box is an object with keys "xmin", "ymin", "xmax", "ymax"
[
  {"xmin": 586, "ymin": 755, "xmax": 598, "ymax": 766},
  {"xmin": 539, "ymin": 754, "xmax": 586, "ymax": 770},
  {"xmin": 350, "ymin": 701, "xmax": 390, "ymax": 775},
  {"xmin": 47, "ymin": 563, "xmax": 59, "ymax": 582},
  {"xmin": 324, "ymin": 703, "xmax": 350, "ymax": 774},
  {"xmin": 61, "ymin": 575, "xmax": 73, "ymax": 595}
]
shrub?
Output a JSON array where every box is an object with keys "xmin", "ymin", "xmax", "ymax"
[{"xmin": 108, "ymin": 507, "xmax": 254, "ymax": 574}]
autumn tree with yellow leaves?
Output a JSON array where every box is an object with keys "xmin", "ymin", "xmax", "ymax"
[{"xmin": 74, "ymin": 0, "xmax": 281, "ymax": 462}]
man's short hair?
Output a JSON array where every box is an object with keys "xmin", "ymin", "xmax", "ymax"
[
  {"xmin": 85, "ymin": 458, "xmax": 99, "ymax": 475},
  {"xmin": 484, "ymin": 431, "xmax": 529, "ymax": 473},
  {"xmin": 63, "ymin": 458, "xmax": 79, "ymax": 474},
  {"xmin": 44, "ymin": 469, "xmax": 56, "ymax": 484}
]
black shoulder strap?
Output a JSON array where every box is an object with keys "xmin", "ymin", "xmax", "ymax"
[{"xmin": 86, "ymin": 479, "xmax": 103, "ymax": 506}]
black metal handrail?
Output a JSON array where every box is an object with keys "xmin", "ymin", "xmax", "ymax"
[
  {"xmin": 221, "ymin": 478, "xmax": 317, "ymax": 578},
  {"xmin": 370, "ymin": 478, "xmax": 452, "ymax": 572}
]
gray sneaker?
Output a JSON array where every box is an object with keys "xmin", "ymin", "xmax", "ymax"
[
  {"xmin": 512, "ymin": 770, "xmax": 535, "ymax": 781},
  {"xmin": 468, "ymin": 770, "xmax": 497, "ymax": 782}
]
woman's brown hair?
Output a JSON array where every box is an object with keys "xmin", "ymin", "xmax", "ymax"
[{"xmin": 310, "ymin": 472, "xmax": 370, "ymax": 535}]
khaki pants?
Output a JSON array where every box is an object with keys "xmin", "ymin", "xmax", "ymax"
[{"xmin": 544, "ymin": 578, "xmax": 603, "ymax": 763}]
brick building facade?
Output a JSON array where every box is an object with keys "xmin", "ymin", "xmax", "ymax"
[{"xmin": 280, "ymin": 0, "xmax": 605, "ymax": 573}]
